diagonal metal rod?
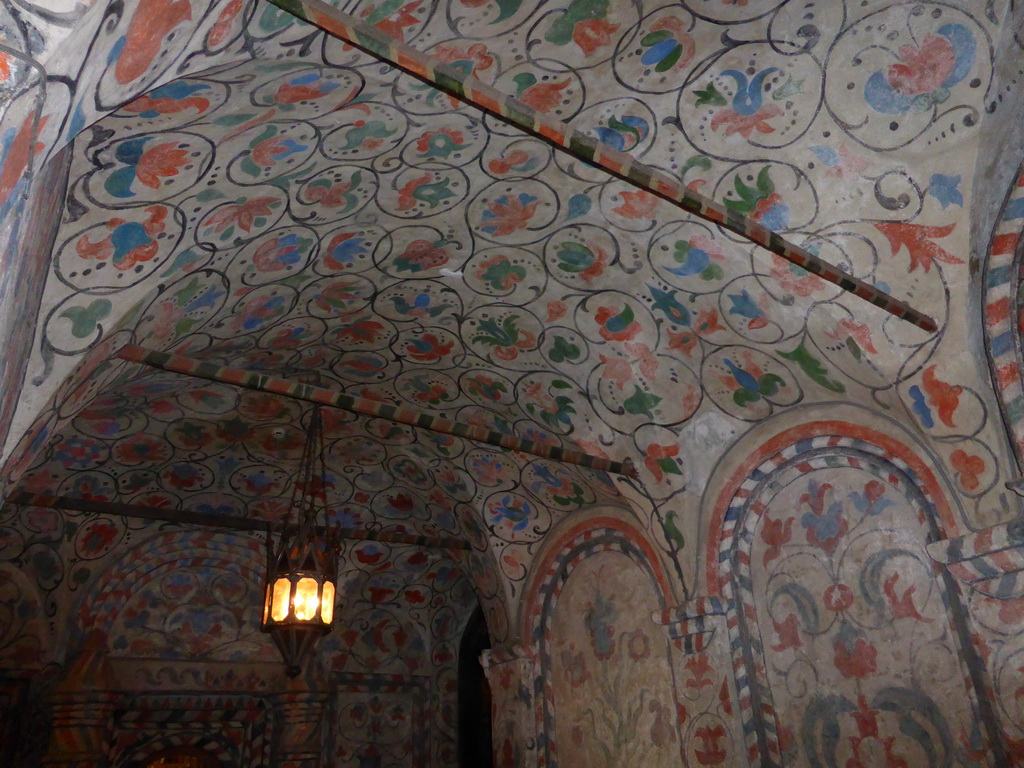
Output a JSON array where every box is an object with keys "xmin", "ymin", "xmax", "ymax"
[
  {"xmin": 116, "ymin": 344, "xmax": 638, "ymax": 478},
  {"xmin": 6, "ymin": 491, "xmax": 470, "ymax": 549},
  {"xmin": 266, "ymin": 0, "xmax": 937, "ymax": 333}
]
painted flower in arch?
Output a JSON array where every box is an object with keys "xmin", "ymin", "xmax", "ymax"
[
  {"xmin": 480, "ymin": 193, "xmax": 540, "ymax": 236},
  {"xmin": 433, "ymin": 41, "xmax": 494, "ymax": 79},
  {"xmin": 75, "ymin": 205, "xmax": 169, "ymax": 271},
  {"xmin": 112, "ymin": 434, "xmax": 171, "ymax": 465},
  {"xmin": 644, "ymin": 443, "xmax": 682, "ymax": 484},
  {"xmin": 799, "ymin": 479, "xmax": 848, "ymax": 554},
  {"xmin": 393, "ymin": 239, "xmax": 450, "ymax": 273},
  {"xmin": 723, "ymin": 167, "xmax": 789, "ymax": 230},
  {"xmin": 464, "ymin": 374, "xmax": 507, "ymax": 403},
  {"xmin": 121, "ymin": 81, "xmax": 211, "ymax": 119},
  {"xmin": 595, "ymin": 304, "xmax": 642, "ymax": 342},
  {"xmin": 396, "ymin": 173, "xmax": 455, "ymax": 211},
  {"xmin": 415, "ymin": 128, "xmax": 465, "ymax": 159},
  {"xmin": 274, "ymin": 70, "xmax": 341, "ymax": 104},
  {"xmin": 544, "ymin": 0, "xmax": 620, "ymax": 57},
  {"xmin": 53, "ymin": 435, "xmax": 106, "ymax": 469},
  {"xmin": 512, "ymin": 73, "xmax": 571, "ymax": 112},
  {"xmin": 323, "ymin": 232, "xmax": 369, "ymax": 271},
  {"xmin": 640, "ymin": 17, "xmax": 695, "ymax": 73},
  {"xmin": 79, "ymin": 520, "xmax": 121, "ymax": 557},
  {"xmin": 584, "ymin": 588, "xmax": 618, "ymax": 660},
  {"xmin": 833, "ymin": 625, "xmax": 878, "ymax": 679},
  {"xmin": 522, "ymin": 380, "xmax": 576, "ymax": 429},
  {"xmin": 718, "ymin": 351, "xmax": 785, "ymax": 409},
  {"xmin": 488, "ymin": 494, "xmax": 534, "ymax": 532},
  {"xmin": 613, "ymin": 189, "xmax": 658, "ymax": 219},
  {"xmin": 705, "ymin": 67, "xmax": 783, "ymax": 139},
  {"xmin": 665, "ymin": 235, "xmax": 724, "ymax": 281},
  {"xmin": 594, "ymin": 115, "xmax": 649, "ymax": 153},
  {"xmin": 403, "ymin": 332, "xmax": 455, "ymax": 363},
  {"xmin": 626, "ymin": 628, "xmax": 651, "ymax": 661},
  {"xmin": 476, "ymin": 253, "xmax": 526, "ymax": 291},
  {"xmin": 573, "ymin": 17, "xmax": 620, "ymax": 56},
  {"xmin": 560, "ymin": 645, "xmax": 589, "ymax": 688},
  {"xmin": 334, "ymin": 316, "xmax": 387, "ymax": 345},
  {"xmin": 104, "ymin": 137, "xmax": 190, "ymax": 198},
  {"xmin": 161, "ymin": 462, "xmax": 208, "ymax": 490},
  {"xmin": 770, "ymin": 253, "xmax": 825, "ymax": 297},
  {"xmin": 553, "ymin": 240, "xmax": 608, "ymax": 283},
  {"xmin": 951, "ymin": 449, "xmax": 985, "ymax": 492},
  {"xmin": 231, "ymin": 293, "xmax": 287, "ymax": 331},
  {"xmin": 864, "ymin": 23, "xmax": 976, "ymax": 114},
  {"xmin": 361, "ymin": 0, "xmax": 424, "ymax": 41},
  {"xmin": 201, "ymin": 197, "xmax": 279, "ymax": 239},
  {"xmin": 845, "ymin": 695, "xmax": 910, "ymax": 768},
  {"xmin": 760, "ymin": 514, "xmax": 793, "ymax": 566},
  {"xmin": 303, "ymin": 173, "xmax": 360, "ymax": 210}
]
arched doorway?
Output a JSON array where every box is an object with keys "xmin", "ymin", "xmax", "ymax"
[{"xmin": 459, "ymin": 605, "xmax": 493, "ymax": 768}]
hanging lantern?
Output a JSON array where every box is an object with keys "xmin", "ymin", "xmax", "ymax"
[{"xmin": 261, "ymin": 405, "xmax": 341, "ymax": 677}]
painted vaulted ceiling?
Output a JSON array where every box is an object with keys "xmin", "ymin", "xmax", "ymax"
[{"xmin": 2, "ymin": 0, "xmax": 1024, "ymax": 647}]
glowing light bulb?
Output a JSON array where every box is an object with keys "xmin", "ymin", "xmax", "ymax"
[{"xmin": 294, "ymin": 577, "xmax": 319, "ymax": 621}]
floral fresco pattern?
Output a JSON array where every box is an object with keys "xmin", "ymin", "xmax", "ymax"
[
  {"xmin": 1, "ymin": 0, "xmax": 1024, "ymax": 765},
  {"xmin": 5, "ymin": 0, "xmax": 1017, "ymax": 625},
  {"xmin": 549, "ymin": 551, "xmax": 681, "ymax": 768},
  {"xmin": 725, "ymin": 452, "xmax": 999, "ymax": 767}
]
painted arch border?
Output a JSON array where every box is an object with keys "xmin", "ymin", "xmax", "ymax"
[
  {"xmin": 707, "ymin": 420, "xmax": 1003, "ymax": 767},
  {"xmin": 74, "ymin": 529, "xmax": 264, "ymax": 650},
  {"xmin": 982, "ymin": 161, "xmax": 1024, "ymax": 466},
  {"xmin": 704, "ymin": 420, "xmax": 959, "ymax": 595},
  {"xmin": 519, "ymin": 508, "xmax": 677, "ymax": 768}
]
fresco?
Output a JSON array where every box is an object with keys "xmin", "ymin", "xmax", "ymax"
[
  {"xmin": 5, "ymin": 0, "xmax": 1018, "ymax": 622},
  {"xmin": 549, "ymin": 550, "xmax": 681, "ymax": 767},
  {"xmin": 1, "ymin": 0, "xmax": 1024, "ymax": 765},
  {"xmin": 715, "ymin": 425, "xmax": 1004, "ymax": 767}
]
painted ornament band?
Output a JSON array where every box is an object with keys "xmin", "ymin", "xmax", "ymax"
[{"xmin": 116, "ymin": 344, "xmax": 638, "ymax": 478}]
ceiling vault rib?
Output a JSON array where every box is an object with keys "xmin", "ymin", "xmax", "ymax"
[
  {"xmin": 267, "ymin": 0, "xmax": 938, "ymax": 333},
  {"xmin": 5, "ymin": 491, "xmax": 470, "ymax": 550},
  {"xmin": 115, "ymin": 344, "xmax": 638, "ymax": 478}
]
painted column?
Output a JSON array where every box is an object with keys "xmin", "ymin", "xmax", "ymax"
[
  {"xmin": 272, "ymin": 675, "xmax": 331, "ymax": 768},
  {"xmin": 41, "ymin": 640, "xmax": 118, "ymax": 767},
  {"xmin": 481, "ymin": 643, "xmax": 538, "ymax": 768},
  {"xmin": 654, "ymin": 597, "xmax": 746, "ymax": 768}
]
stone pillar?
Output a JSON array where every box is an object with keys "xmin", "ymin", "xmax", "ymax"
[
  {"xmin": 41, "ymin": 637, "xmax": 118, "ymax": 768},
  {"xmin": 480, "ymin": 643, "xmax": 538, "ymax": 768},
  {"xmin": 272, "ymin": 674, "xmax": 331, "ymax": 768}
]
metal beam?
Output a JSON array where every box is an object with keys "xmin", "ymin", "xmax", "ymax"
[
  {"xmin": 116, "ymin": 344, "xmax": 638, "ymax": 478},
  {"xmin": 266, "ymin": 0, "xmax": 937, "ymax": 333},
  {"xmin": 7, "ymin": 491, "xmax": 470, "ymax": 550}
]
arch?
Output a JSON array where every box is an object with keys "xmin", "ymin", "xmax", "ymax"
[
  {"xmin": 710, "ymin": 422, "xmax": 1000, "ymax": 767},
  {"xmin": 521, "ymin": 511, "xmax": 674, "ymax": 642},
  {"xmin": 139, "ymin": 745, "xmax": 223, "ymax": 767},
  {"xmin": 113, "ymin": 722, "xmax": 247, "ymax": 768},
  {"xmin": 0, "ymin": 562, "xmax": 50, "ymax": 668},
  {"xmin": 705, "ymin": 420, "xmax": 959, "ymax": 595},
  {"xmin": 74, "ymin": 530, "xmax": 264, "ymax": 652},
  {"xmin": 982, "ymin": 161, "xmax": 1024, "ymax": 467},
  {"xmin": 519, "ymin": 511, "xmax": 677, "ymax": 767}
]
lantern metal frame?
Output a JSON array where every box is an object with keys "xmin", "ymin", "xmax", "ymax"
[{"xmin": 261, "ymin": 404, "xmax": 341, "ymax": 678}]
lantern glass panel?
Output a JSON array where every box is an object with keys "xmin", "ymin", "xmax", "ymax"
[
  {"xmin": 321, "ymin": 580, "xmax": 336, "ymax": 624},
  {"xmin": 294, "ymin": 577, "xmax": 320, "ymax": 621},
  {"xmin": 271, "ymin": 576, "xmax": 291, "ymax": 622}
]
